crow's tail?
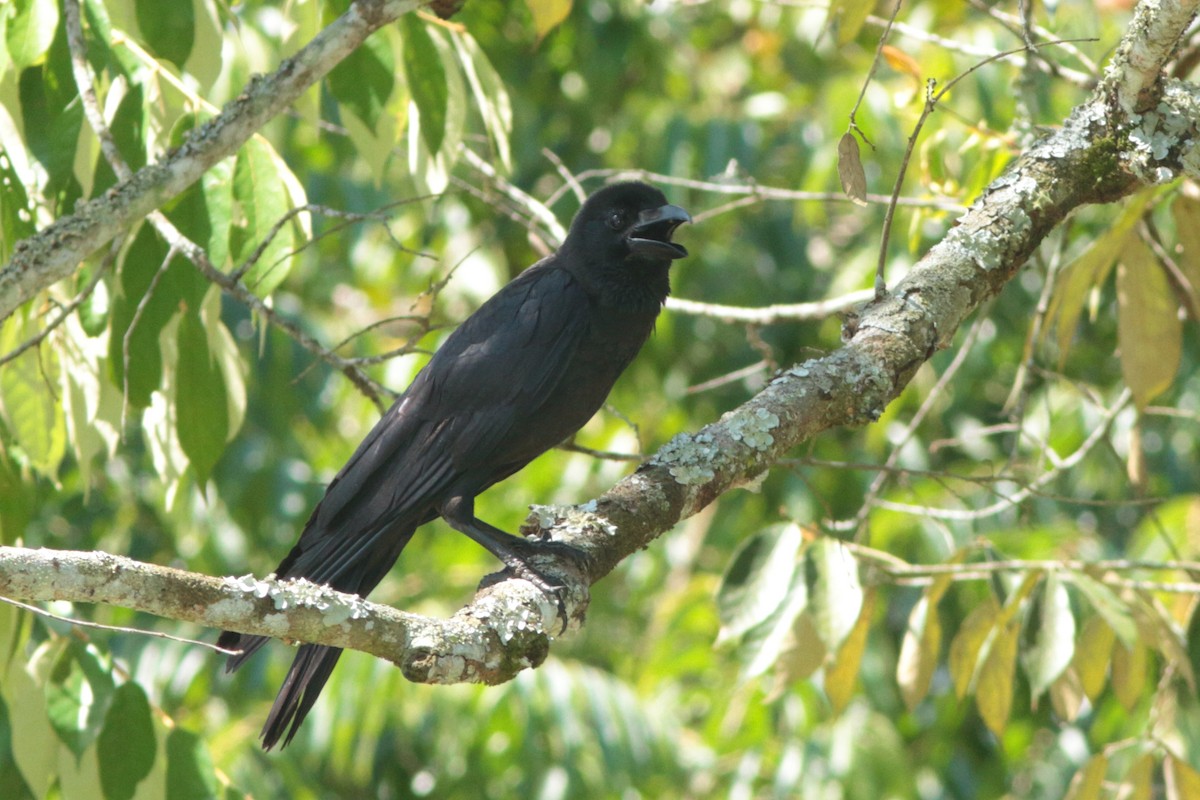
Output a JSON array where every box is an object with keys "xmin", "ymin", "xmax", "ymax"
[{"xmin": 259, "ymin": 644, "xmax": 343, "ymax": 750}]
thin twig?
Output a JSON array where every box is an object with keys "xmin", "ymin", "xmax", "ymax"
[{"xmin": 0, "ymin": 595, "xmax": 238, "ymax": 654}]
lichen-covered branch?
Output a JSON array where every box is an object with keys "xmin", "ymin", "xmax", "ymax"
[
  {"xmin": 0, "ymin": 0, "xmax": 422, "ymax": 324},
  {"xmin": 0, "ymin": 546, "xmax": 561, "ymax": 685}
]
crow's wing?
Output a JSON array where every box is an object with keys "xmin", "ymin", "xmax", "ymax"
[{"xmin": 273, "ymin": 260, "xmax": 590, "ymax": 586}]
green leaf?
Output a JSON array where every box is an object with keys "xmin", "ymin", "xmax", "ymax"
[
  {"xmin": 451, "ymin": 31, "xmax": 512, "ymax": 171},
  {"xmin": 525, "ymin": 0, "xmax": 572, "ymax": 38},
  {"xmin": 165, "ymin": 728, "xmax": 219, "ymax": 800},
  {"xmin": 1066, "ymin": 570, "xmax": 1137, "ymax": 648},
  {"xmin": 175, "ymin": 302, "xmax": 229, "ymax": 484},
  {"xmin": 327, "ymin": 28, "xmax": 395, "ymax": 127},
  {"xmin": 98, "ymin": 683, "xmax": 156, "ymax": 800},
  {"xmin": 3, "ymin": 643, "xmax": 61, "ymax": 798},
  {"xmin": 1117, "ymin": 237, "xmax": 1182, "ymax": 408},
  {"xmin": 400, "ymin": 15, "xmax": 448, "ymax": 155},
  {"xmin": 231, "ymin": 138, "xmax": 296, "ymax": 295},
  {"xmin": 45, "ymin": 642, "xmax": 115, "ymax": 759},
  {"xmin": 1187, "ymin": 599, "xmax": 1200, "ymax": 699},
  {"xmin": 0, "ymin": 148, "xmax": 36, "ymax": 262},
  {"xmin": 715, "ymin": 523, "xmax": 803, "ymax": 644},
  {"xmin": 1021, "ymin": 571, "xmax": 1076, "ymax": 700},
  {"xmin": 6, "ymin": 0, "xmax": 59, "ymax": 70},
  {"xmin": 135, "ymin": 0, "xmax": 194, "ymax": 68},
  {"xmin": 741, "ymin": 561, "xmax": 810, "ymax": 681},
  {"xmin": 0, "ymin": 312, "xmax": 66, "ymax": 477},
  {"xmin": 107, "ymin": 224, "xmax": 194, "ymax": 408},
  {"xmin": 805, "ymin": 537, "xmax": 863, "ymax": 654}
]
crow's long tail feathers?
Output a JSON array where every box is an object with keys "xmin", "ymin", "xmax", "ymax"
[{"xmin": 260, "ymin": 644, "xmax": 344, "ymax": 750}]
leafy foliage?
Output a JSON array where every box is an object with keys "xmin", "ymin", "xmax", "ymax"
[{"xmin": 2, "ymin": 0, "xmax": 1200, "ymax": 798}]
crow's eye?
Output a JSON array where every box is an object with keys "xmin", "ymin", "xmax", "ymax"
[{"xmin": 606, "ymin": 211, "xmax": 625, "ymax": 230}]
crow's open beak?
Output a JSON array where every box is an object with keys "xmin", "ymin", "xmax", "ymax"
[{"xmin": 628, "ymin": 204, "xmax": 690, "ymax": 260}]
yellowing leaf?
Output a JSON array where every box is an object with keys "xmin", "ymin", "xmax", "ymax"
[
  {"xmin": 525, "ymin": 0, "xmax": 572, "ymax": 39},
  {"xmin": 776, "ymin": 611, "xmax": 827, "ymax": 687},
  {"xmin": 976, "ymin": 621, "xmax": 1018, "ymax": 738},
  {"xmin": 949, "ymin": 596, "xmax": 1000, "ymax": 698},
  {"xmin": 1123, "ymin": 752, "xmax": 1155, "ymax": 800},
  {"xmin": 829, "ymin": 0, "xmax": 874, "ymax": 46},
  {"xmin": 882, "ymin": 45, "xmax": 922, "ymax": 80},
  {"xmin": 1169, "ymin": 195, "xmax": 1200, "ymax": 319},
  {"xmin": 1075, "ymin": 614, "xmax": 1116, "ymax": 701},
  {"xmin": 1165, "ymin": 754, "xmax": 1200, "ymax": 800},
  {"xmin": 1049, "ymin": 668, "xmax": 1084, "ymax": 722},
  {"xmin": 1044, "ymin": 193, "xmax": 1151, "ymax": 365},
  {"xmin": 825, "ymin": 588, "xmax": 876, "ymax": 713},
  {"xmin": 1063, "ymin": 754, "xmax": 1108, "ymax": 800},
  {"xmin": 837, "ymin": 132, "xmax": 869, "ymax": 207},
  {"xmin": 1117, "ymin": 237, "xmax": 1182, "ymax": 408},
  {"xmin": 1111, "ymin": 641, "xmax": 1149, "ymax": 711}
]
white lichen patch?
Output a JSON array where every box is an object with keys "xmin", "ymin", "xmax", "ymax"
[
  {"xmin": 654, "ymin": 431, "xmax": 718, "ymax": 485},
  {"xmin": 221, "ymin": 573, "xmax": 370, "ymax": 624},
  {"xmin": 528, "ymin": 504, "xmax": 617, "ymax": 538},
  {"xmin": 724, "ymin": 406, "xmax": 780, "ymax": 450},
  {"xmin": 471, "ymin": 583, "xmax": 556, "ymax": 642}
]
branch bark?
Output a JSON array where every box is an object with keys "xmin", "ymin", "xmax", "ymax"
[
  {"xmin": 3, "ymin": 0, "xmax": 1199, "ymax": 685},
  {"xmin": 0, "ymin": 0, "xmax": 421, "ymax": 324}
]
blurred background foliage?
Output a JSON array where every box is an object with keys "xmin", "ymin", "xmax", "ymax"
[{"xmin": 2, "ymin": 0, "xmax": 1199, "ymax": 797}]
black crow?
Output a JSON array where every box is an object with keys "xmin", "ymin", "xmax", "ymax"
[{"xmin": 219, "ymin": 181, "xmax": 689, "ymax": 749}]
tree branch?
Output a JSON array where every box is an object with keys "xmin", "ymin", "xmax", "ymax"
[{"xmin": 0, "ymin": 0, "xmax": 423, "ymax": 324}]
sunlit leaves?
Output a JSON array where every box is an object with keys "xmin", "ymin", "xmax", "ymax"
[
  {"xmin": 716, "ymin": 523, "xmax": 803, "ymax": 644},
  {"xmin": 6, "ymin": 0, "xmax": 59, "ymax": 70},
  {"xmin": 806, "ymin": 537, "xmax": 864, "ymax": 654},
  {"xmin": 231, "ymin": 138, "xmax": 298, "ymax": 296},
  {"xmin": 45, "ymin": 642, "xmax": 115, "ymax": 758},
  {"xmin": 401, "ymin": 15, "xmax": 448, "ymax": 157},
  {"xmin": 1020, "ymin": 571, "xmax": 1075, "ymax": 700},
  {"xmin": 0, "ymin": 311, "xmax": 66, "ymax": 477}
]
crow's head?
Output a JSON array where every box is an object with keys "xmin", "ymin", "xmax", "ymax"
[{"xmin": 566, "ymin": 181, "xmax": 690, "ymax": 266}]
